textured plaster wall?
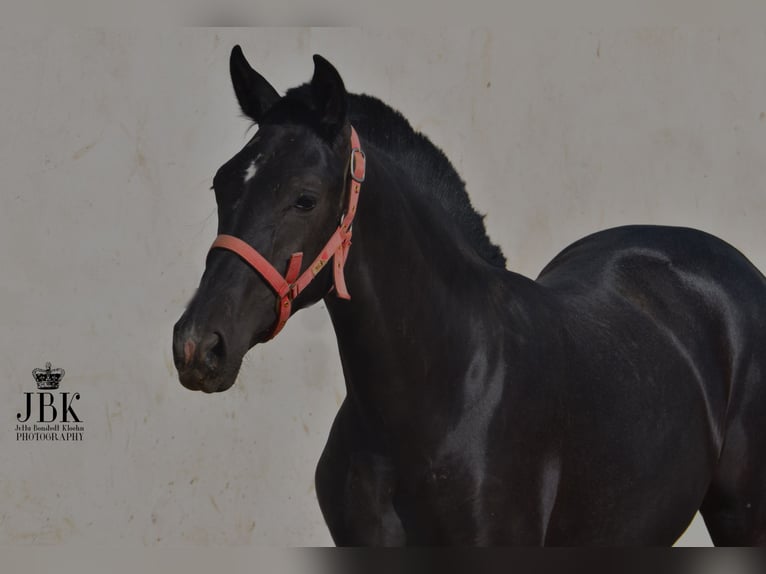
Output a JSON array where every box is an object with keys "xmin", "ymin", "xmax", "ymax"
[{"xmin": 3, "ymin": 27, "xmax": 766, "ymax": 546}]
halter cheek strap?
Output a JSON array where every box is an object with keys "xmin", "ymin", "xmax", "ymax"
[{"xmin": 209, "ymin": 126, "xmax": 365, "ymax": 340}]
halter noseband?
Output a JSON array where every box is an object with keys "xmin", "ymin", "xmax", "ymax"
[{"xmin": 209, "ymin": 126, "xmax": 365, "ymax": 340}]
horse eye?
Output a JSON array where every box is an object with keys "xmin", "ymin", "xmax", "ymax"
[{"xmin": 294, "ymin": 194, "xmax": 317, "ymax": 211}]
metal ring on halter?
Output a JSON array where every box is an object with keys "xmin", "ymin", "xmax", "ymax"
[{"xmin": 350, "ymin": 147, "xmax": 366, "ymax": 183}]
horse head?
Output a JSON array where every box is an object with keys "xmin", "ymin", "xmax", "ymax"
[{"xmin": 172, "ymin": 47, "xmax": 356, "ymax": 393}]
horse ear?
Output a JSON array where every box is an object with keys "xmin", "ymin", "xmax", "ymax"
[
  {"xmin": 229, "ymin": 45, "xmax": 280, "ymax": 123},
  {"xmin": 310, "ymin": 54, "xmax": 347, "ymax": 139}
]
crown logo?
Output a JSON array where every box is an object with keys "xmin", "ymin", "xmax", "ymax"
[{"xmin": 33, "ymin": 362, "xmax": 65, "ymax": 390}]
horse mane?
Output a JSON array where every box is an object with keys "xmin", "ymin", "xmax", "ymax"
[{"xmin": 279, "ymin": 87, "xmax": 507, "ymax": 269}]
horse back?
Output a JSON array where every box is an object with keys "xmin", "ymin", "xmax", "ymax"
[{"xmin": 512, "ymin": 225, "xmax": 766, "ymax": 543}]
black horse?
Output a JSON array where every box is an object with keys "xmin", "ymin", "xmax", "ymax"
[{"xmin": 172, "ymin": 46, "xmax": 766, "ymax": 546}]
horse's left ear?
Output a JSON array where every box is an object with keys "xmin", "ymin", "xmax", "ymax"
[
  {"xmin": 310, "ymin": 55, "xmax": 347, "ymax": 139},
  {"xmin": 230, "ymin": 45, "xmax": 280, "ymax": 123}
]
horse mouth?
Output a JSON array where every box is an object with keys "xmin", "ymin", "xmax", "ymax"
[
  {"xmin": 177, "ymin": 365, "xmax": 240, "ymax": 393},
  {"xmin": 174, "ymin": 348, "xmax": 243, "ymax": 394},
  {"xmin": 178, "ymin": 371, "xmax": 237, "ymax": 394}
]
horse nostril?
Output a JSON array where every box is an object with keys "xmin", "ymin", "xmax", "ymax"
[
  {"xmin": 200, "ymin": 332, "xmax": 226, "ymax": 370},
  {"xmin": 172, "ymin": 322, "xmax": 190, "ymax": 369}
]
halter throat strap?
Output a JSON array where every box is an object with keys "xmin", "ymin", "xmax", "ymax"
[{"xmin": 209, "ymin": 126, "xmax": 365, "ymax": 340}]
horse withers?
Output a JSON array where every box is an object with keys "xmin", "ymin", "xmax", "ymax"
[{"xmin": 172, "ymin": 46, "xmax": 766, "ymax": 545}]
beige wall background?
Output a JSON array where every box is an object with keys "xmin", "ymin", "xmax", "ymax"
[{"xmin": 2, "ymin": 27, "xmax": 765, "ymax": 547}]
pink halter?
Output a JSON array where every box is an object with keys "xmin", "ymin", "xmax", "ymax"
[{"xmin": 209, "ymin": 126, "xmax": 365, "ymax": 340}]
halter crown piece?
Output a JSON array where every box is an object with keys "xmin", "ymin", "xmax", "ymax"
[{"xmin": 209, "ymin": 126, "xmax": 365, "ymax": 340}]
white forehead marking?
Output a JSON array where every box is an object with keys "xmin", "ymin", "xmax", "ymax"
[
  {"xmin": 243, "ymin": 154, "xmax": 264, "ymax": 184},
  {"xmin": 244, "ymin": 161, "xmax": 258, "ymax": 183}
]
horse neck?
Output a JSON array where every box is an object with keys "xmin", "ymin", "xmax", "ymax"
[
  {"xmin": 329, "ymin": 146, "xmax": 498, "ymax": 318},
  {"xmin": 323, "ymin": 148, "xmax": 520, "ymax": 435}
]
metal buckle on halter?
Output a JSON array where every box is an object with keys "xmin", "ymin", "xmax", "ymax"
[{"xmin": 350, "ymin": 147, "xmax": 366, "ymax": 183}]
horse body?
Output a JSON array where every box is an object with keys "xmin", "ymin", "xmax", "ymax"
[
  {"xmin": 316, "ymin": 142, "xmax": 766, "ymax": 545},
  {"xmin": 173, "ymin": 47, "xmax": 766, "ymax": 545}
]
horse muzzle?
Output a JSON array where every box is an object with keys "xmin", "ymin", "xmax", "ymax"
[{"xmin": 172, "ymin": 321, "xmax": 235, "ymax": 393}]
